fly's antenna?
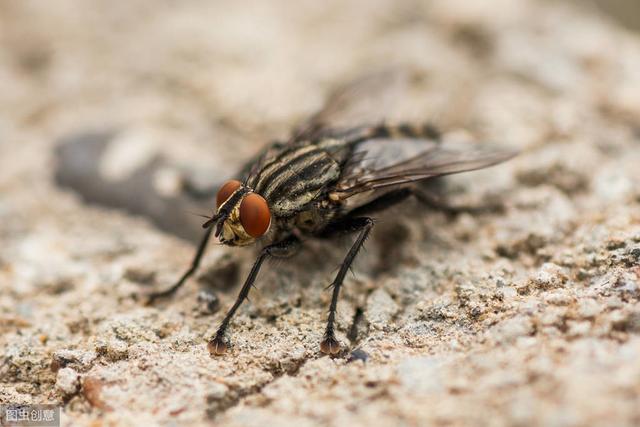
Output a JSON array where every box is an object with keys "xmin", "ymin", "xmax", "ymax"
[
  {"xmin": 186, "ymin": 211, "xmax": 215, "ymax": 221},
  {"xmin": 203, "ymin": 185, "xmax": 248, "ymax": 236},
  {"xmin": 202, "ymin": 212, "xmax": 222, "ymax": 229}
]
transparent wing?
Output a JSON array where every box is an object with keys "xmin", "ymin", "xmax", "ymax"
[
  {"xmin": 291, "ymin": 68, "xmax": 412, "ymax": 142},
  {"xmin": 243, "ymin": 69, "xmax": 414, "ymax": 182},
  {"xmin": 333, "ymin": 138, "xmax": 517, "ymax": 201}
]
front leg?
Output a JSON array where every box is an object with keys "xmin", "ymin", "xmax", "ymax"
[
  {"xmin": 318, "ymin": 217, "xmax": 374, "ymax": 355},
  {"xmin": 209, "ymin": 235, "xmax": 300, "ymax": 356},
  {"xmin": 146, "ymin": 225, "xmax": 215, "ymax": 304}
]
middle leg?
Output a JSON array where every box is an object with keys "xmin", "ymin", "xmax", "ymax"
[
  {"xmin": 317, "ymin": 217, "xmax": 374, "ymax": 355},
  {"xmin": 209, "ymin": 235, "xmax": 301, "ymax": 355}
]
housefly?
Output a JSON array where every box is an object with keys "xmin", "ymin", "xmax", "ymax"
[{"xmin": 147, "ymin": 70, "xmax": 517, "ymax": 355}]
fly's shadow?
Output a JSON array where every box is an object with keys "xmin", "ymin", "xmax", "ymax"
[{"xmin": 54, "ymin": 130, "xmax": 218, "ymax": 242}]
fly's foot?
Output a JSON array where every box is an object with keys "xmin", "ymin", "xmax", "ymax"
[
  {"xmin": 208, "ymin": 334, "xmax": 229, "ymax": 356},
  {"xmin": 320, "ymin": 334, "xmax": 342, "ymax": 355},
  {"xmin": 140, "ymin": 285, "xmax": 182, "ymax": 306},
  {"xmin": 142, "ymin": 291, "xmax": 169, "ymax": 306}
]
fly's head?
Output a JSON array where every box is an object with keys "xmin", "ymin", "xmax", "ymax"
[{"xmin": 204, "ymin": 180, "xmax": 271, "ymax": 247}]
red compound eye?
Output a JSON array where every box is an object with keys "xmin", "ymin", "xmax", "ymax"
[
  {"xmin": 216, "ymin": 180, "xmax": 242, "ymax": 208},
  {"xmin": 239, "ymin": 193, "xmax": 271, "ymax": 238}
]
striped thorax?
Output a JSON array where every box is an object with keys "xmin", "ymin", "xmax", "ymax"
[{"xmin": 248, "ymin": 142, "xmax": 343, "ymax": 217}]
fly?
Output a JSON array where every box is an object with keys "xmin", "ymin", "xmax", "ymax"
[{"xmin": 147, "ymin": 70, "xmax": 517, "ymax": 355}]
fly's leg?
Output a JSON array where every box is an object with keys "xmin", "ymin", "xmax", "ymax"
[
  {"xmin": 146, "ymin": 226, "xmax": 214, "ymax": 305},
  {"xmin": 318, "ymin": 217, "xmax": 374, "ymax": 355},
  {"xmin": 348, "ymin": 188, "xmax": 413, "ymax": 217},
  {"xmin": 412, "ymin": 188, "xmax": 504, "ymax": 216},
  {"xmin": 209, "ymin": 235, "xmax": 301, "ymax": 356},
  {"xmin": 350, "ymin": 187, "xmax": 504, "ymax": 218}
]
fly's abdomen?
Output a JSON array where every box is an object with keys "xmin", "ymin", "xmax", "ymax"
[{"xmin": 335, "ymin": 122, "xmax": 441, "ymax": 145}]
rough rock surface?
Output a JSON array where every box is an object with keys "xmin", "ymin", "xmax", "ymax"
[{"xmin": 1, "ymin": 1, "xmax": 640, "ymax": 426}]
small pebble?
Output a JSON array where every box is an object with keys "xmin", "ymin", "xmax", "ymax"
[
  {"xmin": 348, "ymin": 348, "xmax": 369, "ymax": 363},
  {"xmin": 532, "ymin": 263, "xmax": 565, "ymax": 289},
  {"xmin": 56, "ymin": 367, "xmax": 80, "ymax": 395},
  {"xmin": 207, "ymin": 382, "xmax": 230, "ymax": 401}
]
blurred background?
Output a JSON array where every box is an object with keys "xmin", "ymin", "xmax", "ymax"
[{"xmin": 570, "ymin": 0, "xmax": 640, "ymax": 31}]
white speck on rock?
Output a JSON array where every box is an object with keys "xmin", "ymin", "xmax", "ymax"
[
  {"xmin": 532, "ymin": 263, "xmax": 565, "ymax": 289},
  {"xmin": 56, "ymin": 367, "xmax": 80, "ymax": 396}
]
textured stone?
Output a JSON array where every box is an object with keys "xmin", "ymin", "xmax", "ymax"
[{"xmin": 1, "ymin": 1, "xmax": 640, "ymax": 426}]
